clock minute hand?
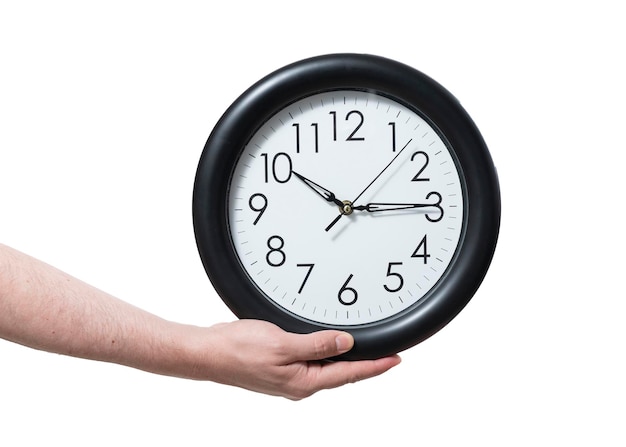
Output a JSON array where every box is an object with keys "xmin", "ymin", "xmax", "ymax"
[
  {"xmin": 353, "ymin": 202, "xmax": 436, "ymax": 212},
  {"xmin": 292, "ymin": 170, "xmax": 344, "ymax": 207}
]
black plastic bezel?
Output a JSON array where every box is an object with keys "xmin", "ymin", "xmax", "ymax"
[{"xmin": 193, "ymin": 54, "xmax": 500, "ymax": 360}]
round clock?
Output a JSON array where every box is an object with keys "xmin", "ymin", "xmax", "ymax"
[{"xmin": 193, "ymin": 54, "xmax": 500, "ymax": 360}]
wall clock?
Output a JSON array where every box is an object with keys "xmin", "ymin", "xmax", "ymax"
[{"xmin": 193, "ymin": 54, "xmax": 500, "ymax": 360}]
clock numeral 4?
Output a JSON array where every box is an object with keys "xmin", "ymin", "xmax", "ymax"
[{"xmin": 411, "ymin": 235, "xmax": 430, "ymax": 264}]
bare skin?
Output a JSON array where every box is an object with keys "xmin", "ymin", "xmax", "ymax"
[{"xmin": 0, "ymin": 244, "xmax": 400, "ymax": 400}]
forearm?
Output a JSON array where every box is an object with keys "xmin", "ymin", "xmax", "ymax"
[
  {"xmin": 0, "ymin": 243, "xmax": 400, "ymax": 399},
  {"xmin": 0, "ymin": 244, "xmax": 201, "ymax": 378}
]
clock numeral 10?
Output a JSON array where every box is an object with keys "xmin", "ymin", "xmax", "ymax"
[{"xmin": 261, "ymin": 152, "xmax": 292, "ymax": 183}]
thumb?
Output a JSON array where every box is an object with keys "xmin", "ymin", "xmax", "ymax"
[{"xmin": 288, "ymin": 330, "xmax": 355, "ymax": 361}]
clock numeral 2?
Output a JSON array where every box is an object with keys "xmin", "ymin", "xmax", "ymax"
[{"xmin": 410, "ymin": 151, "xmax": 430, "ymax": 182}]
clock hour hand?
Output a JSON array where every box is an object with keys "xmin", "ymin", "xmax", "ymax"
[{"xmin": 292, "ymin": 170, "xmax": 344, "ymax": 208}]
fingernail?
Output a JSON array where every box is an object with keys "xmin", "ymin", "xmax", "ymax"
[{"xmin": 335, "ymin": 333, "xmax": 354, "ymax": 352}]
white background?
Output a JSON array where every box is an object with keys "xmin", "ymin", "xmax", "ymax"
[{"xmin": 1, "ymin": 1, "xmax": 624, "ymax": 445}]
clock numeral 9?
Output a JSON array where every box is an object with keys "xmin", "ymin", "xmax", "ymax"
[{"xmin": 249, "ymin": 193, "xmax": 267, "ymax": 225}]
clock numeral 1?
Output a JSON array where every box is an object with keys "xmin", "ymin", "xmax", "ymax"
[
  {"xmin": 389, "ymin": 122, "xmax": 396, "ymax": 151},
  {"xmin": 338, "ymin": 274, "xmax": 358, "ymax": 306}
]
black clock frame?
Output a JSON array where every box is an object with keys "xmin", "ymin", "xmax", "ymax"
[{"xmin": 193, "ymin": 54, "xmax": 500, "ymax": 360}]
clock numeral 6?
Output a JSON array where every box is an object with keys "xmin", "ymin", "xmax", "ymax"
[{"xmin": 338, "ymin": 274, "xmax": 358, "ymax": 306}]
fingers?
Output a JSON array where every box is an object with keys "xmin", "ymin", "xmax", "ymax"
[
  {"xmin": 317, "ymin": 355, "xmax": 402, "ymax": 388},
  {"xmin": 288, "ymin": 355, "xmax": 402, "ymax": 400},
  {"xmin": 283, "ymin": 330, "xmax": 356, "ymax": 361}
]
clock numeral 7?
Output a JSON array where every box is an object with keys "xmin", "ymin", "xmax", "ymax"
[{"xmin": 296, "ymin": 263, "xmax": 315, "ymax": 294}]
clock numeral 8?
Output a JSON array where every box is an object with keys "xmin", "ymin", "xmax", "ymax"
[{"xmin": 266, "ymin": 235, "xmax": 286, "ymax": 267}]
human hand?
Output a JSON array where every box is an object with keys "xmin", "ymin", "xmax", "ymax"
[{"xmin": 195, "ymin": 319, "xmax": 401, "ymax": 400}]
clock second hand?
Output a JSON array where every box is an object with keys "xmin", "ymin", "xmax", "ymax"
[{"xmin": 324, "ymin": 138, "xmax": 413, "ymax": 232}]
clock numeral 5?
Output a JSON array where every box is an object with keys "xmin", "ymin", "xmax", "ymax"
[{"xmin": 384, "ymin": 262, "xmax": 404, "ymax": 293}]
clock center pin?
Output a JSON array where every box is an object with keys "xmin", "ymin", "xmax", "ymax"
[{"xmin": 341, "ymin": 200, "xmax": 354, "ymax": 215}]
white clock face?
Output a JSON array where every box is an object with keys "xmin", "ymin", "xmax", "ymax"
[{"xmin": 228, "ymin": 90, "xmax": 464, "ymax": 326}]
